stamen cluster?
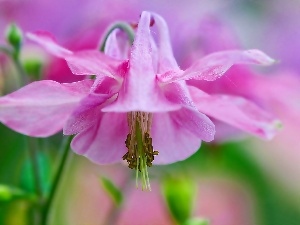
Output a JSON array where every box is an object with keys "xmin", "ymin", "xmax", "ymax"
[{"xmin": 123, "ymin": 112, "xmax": 159, "ymax": 190}]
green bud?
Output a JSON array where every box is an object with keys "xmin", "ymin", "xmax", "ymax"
[
  {"xmin": 0, "ymin": 185, "xmax": 13, "ymax": 201},
  {"xmin": 5, "ymin": 23, "xmax": 23, "ymax": 51},
  {"xmin": 162, "ymin": 177, "xmax": 196, "ymax": 224},
  {"xmin": 0, "ymin": 184, "xmax": 34, "ymax": 202},
  {"xmin": 23, "ymin": 58, "xmax": 43, "ymax": 80},
  {"xmin": 183, "ymin": 218, "xmax": 210, "ymax": 225}
]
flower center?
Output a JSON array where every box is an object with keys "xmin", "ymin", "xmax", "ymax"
[{"xmin": 123, "ymin": 112, "xmax": 159, "ymax": 190}]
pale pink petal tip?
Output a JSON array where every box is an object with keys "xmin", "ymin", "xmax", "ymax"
[
  {"xmin": 243, "ymin": 49, "xmax": 276, "ymax": 65},
  {"xmin": 266, "ymin": 119, "xmax": 283, "ymax": 139},
  {"xmin": 158, "ymin": 49, "xmax": 276, "ymax": 83},
  {"xmin": 189, "ymin": 87, "xmax": 281, "ymax": 140},
  {"xmin": 26, "ymin": 31, "xmax": 72, "ymax": 57},
  {"xmin": 251, "ymin": 119, "xmax": 282, "ymax": 140}
]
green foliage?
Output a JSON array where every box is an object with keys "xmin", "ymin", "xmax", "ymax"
[
  {"xmin": 208, "ymin": 143, "xmax": 300, "ymax": 225},
  {"xmin": 0, "ymin": 124, "xmax": 27, "ymax": 224},
  {"xmin": 0, "ymin": 124, "xmax": 27, "ymax": 185},
  {"xmin": 100, "ymin": 177, "xmax": 123, "ymax": 206},
  {"xmin": 182, "ymin": 142, "xmax": 300, "ymax": 225},
  {"xmin": 20, "ymin": 149, "xmax": 51, "ymax": 195},
  {"xmin": 0, "ymin": 126, "xmax": 54, "ymax": 224},
  {"xmin": 162, "ymin": 176, "xmax": 196, "ymax": 224}
]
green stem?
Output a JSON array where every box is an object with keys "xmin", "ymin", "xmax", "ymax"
[
  {"xmin": 2, "ymin": 44, "xmax": 42, "ymax": 224},
  {"xmin": 0, "ymin": 45, "xmax": 12, "ymax": 55},
  {"xmin": 0, "ymin": 44, "xmax": 28, "ymax": 85},
  {"xmin": 41, "ymin": 136, "xmax": 73, "ymax": 225},
  {"xmin": 99, "ymin": 22, "xmax": 135, "ymax": 52},
  {"xmin": 27, "ymin": 137, "xmax": 44, "ymax": 200},
  {"xmin": 24, "ymin": 129, "xmax": 44, "ymax": 225},
  {"xmin": 13, "ymin": 54, "xmax": 28, "ymax": 85}
]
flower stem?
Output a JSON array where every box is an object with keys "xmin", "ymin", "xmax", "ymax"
[
  {"xmin": 0, "ymin": 45, "xmax": 11, "ymax": 55},
  {"xmin": 0, "ymin": 44, "xmax": 28, "ymax": 85},
  {"xmin": 99, "ymin": 22, "xmax": 135, "ymax": 52},
  {"xmin": 25, "ymin": 137, "xmax": 44, "ymax": 225},
  {"xmin": 13, "ymin": 54, "xmax": 28, "ymax": 85},
  {"xmin": 27, "ymin": 138, "xmax": 44, "ymax": 199},
  {"xmin": 41, "ymin": 136, "xmax": 73, "ymax": 225}
]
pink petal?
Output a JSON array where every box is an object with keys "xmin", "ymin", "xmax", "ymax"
[
  {"xmin": 149, "ymin": 34, "xmax": 159, "ymax": 73},
  {"xmin": 151, "ymin": 112, "xmax": 201, "ymax": 164},
  {"xmin": 104, "ymin": 29, "xmax": 130, "ymax": 60},
  {"xmin": 65, "ymin": 76, "xmax": 121, "ymax": 135},
  {"xmin": 189, "ymin": 86, "xmax": 282, "ymax": 139},
  {"xmin": 151, "ymin": 12, "xmax": 179, "ymax": 73},
  {"xmin": 163, "ymin": 81, "xmax": 215, "ymax": 142},
  {"xmin": 63, "ymin": 92, "xmax": 113, "ymax": 135},
  {"xmin": 158, "ymin": 50, "xmax": 275, "ymax": 83},
  {"xmin": 27, "ymin": 32, "xmax": 123, "ymax": 79},
  {"xmin": 90, "ymin": 76, "xmax": 122, "ymax": 94},
  {"xmin": 71, "ymin": 113, "xmax": 128, "ymax": 164},
  {"xmin": 170, "ymin": 107, "xmax": 215, "ymax": 142},
  {"xmin": 26, "ymin": 31, "xmax": 72, "ymax": 57},
  {"xmin": 103, "ymin": 11, "xmax": 179, "ymax": 113},
  {"xmin": 0, "ymin": 80, "xmax": 93, "ymax": 137},
  {"xmin": 65, "ymin": 50, "xmax": 124, "ymax": 79}
]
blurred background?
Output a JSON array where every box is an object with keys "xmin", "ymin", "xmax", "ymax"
[{"xmin": 0, "ymin": 0, "xmax": 300, "ymax": 224}]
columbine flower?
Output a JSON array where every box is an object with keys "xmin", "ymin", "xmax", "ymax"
[
  {"xmin": 0, "ymin": 11, "xmax": 279, "ymax": 189},
  {"xmin": 150, "ymin": 12, "xmax": 281, "ymax": 140},
  {"xmin": 172, "ymin": 16, "xmax": 284, "ymax": 140}
]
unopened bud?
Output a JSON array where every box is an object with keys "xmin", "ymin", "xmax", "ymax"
[
  {"xmin": 6, "ymin": 23, "xmax": 23, "ymax": 51},
  {"xmin": 0, "ymin": 185, "xmax": 13, "ymax": 201}
]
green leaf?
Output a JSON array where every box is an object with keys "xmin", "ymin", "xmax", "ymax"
[
  {"xmin": 183, "ymin": 218, "xmax": 210, "ymax": 225},
  {"xmin": 162, "ymin": 177, "xmax": 196, "ymax": 224},
  {"xmin": 100, "ymin": 177, "xmax": 123, "ymax": 206}
]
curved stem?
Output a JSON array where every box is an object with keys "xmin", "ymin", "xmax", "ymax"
[
  {"xmin": 0, "ymin": 44, "xmax": 28, "ymax": 85},
  {"xmin": 13, "ymin": 54, "xmax": 28, "ymax": 85},
  {"xmin": 0, "ymin": 45, "xmax": 12, "ymax": 55},
  {"xmin": 41, "ymin": 136, "xmax": 73, "ymax": 225},
  {"xmin": 99, "ymin": 22, "xmax": 135, "ymax": 52}
]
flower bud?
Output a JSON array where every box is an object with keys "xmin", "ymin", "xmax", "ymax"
[
  {"xmin": 5, "ymin": 23, "xmax": 23, "ymax": 51},
  {"xmin": 183, "ymin": 218, "xmax": 210, "ymax": 225},
  {"xmin": 23, "ymin": 58, "xmax": 43, "ymax": 80},
  {"xmin": 162, "ymin": 177, "xmax": 196, "ymax": 224},
  {"xmin": 0, "ymin": 185, "xmax": 13, "ymax": 201}
]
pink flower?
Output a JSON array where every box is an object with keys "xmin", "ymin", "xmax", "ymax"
[
  {"xmin": 0, "ymin": 12, "xmax": 279, "ymax": 183},
  {"xmin": 174, "ymin": 16, "xmax": 284, "ymax": 141},
  {"xmin": 151, "ymin": 12, "xmax": 280, "ymax": 140}
]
